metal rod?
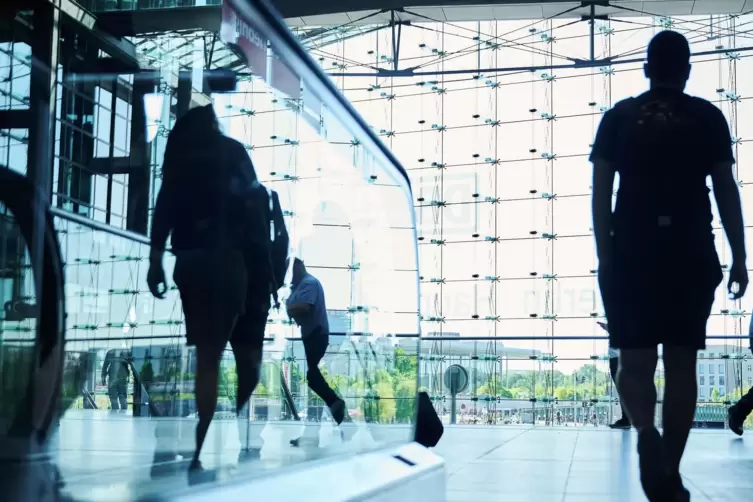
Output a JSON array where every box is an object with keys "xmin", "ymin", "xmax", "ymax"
[
  {"xmin": 589, "ymin": 4, "xmax": 595, "ymax": 61},
  {"xmin": 51, "ymin": 333, "xmax": 750, "ymax": 345},
  {"xmin": 391, "ymin": 9, "xmax": 397, "ymax": 71}
]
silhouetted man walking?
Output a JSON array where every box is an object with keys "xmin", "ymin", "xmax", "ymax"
[{"xmin": 591, "ymin": 31, "xmax": 747, "ymax": 502}]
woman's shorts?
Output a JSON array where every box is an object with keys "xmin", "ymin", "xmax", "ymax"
[{"xmin": 174, "ymin": 247, "xmax": 247, "ymax": 351}]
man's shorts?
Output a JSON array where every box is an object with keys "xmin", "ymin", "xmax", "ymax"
[
  {"xmin": 174, "ymin": 248, "xmax": 268, "ymax": 355},
  {"xmin": 600, "ymin": 240, "xmax": 722, "ymax": 351}
]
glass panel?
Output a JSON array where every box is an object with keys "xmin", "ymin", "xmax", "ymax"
[
  {"xmin": 26, "ymin": 1, "xmax": 420, "ymax": 496},
  {"xmin": 0, "ymin": 203, "xmax": 36, "ymax": 435},
  {"xmin": 329, "ymin": 13, "xmax": 753, "ymax": 434}
]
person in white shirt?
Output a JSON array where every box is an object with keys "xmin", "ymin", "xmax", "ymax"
[
  {"xmin": 727, "ymin": 315, "xmax": 753, "ymax": 435},
  {"xmin": 599, "ymin": 322, "xmax": 631, "ymax": 429}
]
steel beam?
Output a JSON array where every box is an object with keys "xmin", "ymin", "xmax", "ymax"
[
  {"xmin": 328, "ymin": 45, "xmax": 753, "ymax": 77},
  {"xmin": 27, "ymin": 2, "xmax": 60, "ymax": 199},
  {"xmin": 95, "ymin": 6, "xmax": 221, "ymax": 37}
]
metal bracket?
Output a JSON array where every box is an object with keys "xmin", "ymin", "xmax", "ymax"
[{"xmin": 391, "ymin": 10, "xmax": 403, "ymax": 71}]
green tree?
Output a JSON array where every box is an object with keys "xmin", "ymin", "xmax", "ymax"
[
  {"xmin": 554, "ymin": 387, "xmax": 573, "ymax": 401},
  {"xmin": 711, "ymin": 388, "xmax": 722, "ymax": 403},
  {"xmin": 573, "ymin": 364, "xmax": 609, "ymax": 387},
  {"xmin": 394, "ymin": 376, "xmax": 417, "ymax": 423},
  {"xmin": 505, "ymin": 371, "xmax": 534, "ymax": 391},
  {"xmin": 393, "ymin": 347, "xmax": 418, "ymax": 376},
  {"xmin": 219, "ymin": 365, "xmax": 237, "ymax": 400}
]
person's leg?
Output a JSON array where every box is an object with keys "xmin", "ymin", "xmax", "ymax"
[
  {"xmin": 187, "ymin": 295, "xmax": 235, "ymax": 469},
  {"xmin": 304, "ymin": 332, "xmax": 344, "ymax": 423},
  {"xmin": 192, "ymin": 343, "xmax": 224, "ymax": 468},
  {"xmin": 117, "ymin": 381, "xmax": 128, "ymax": 411},
  {"xmin": 729, "ymin": 385, "xmax": 753, "ymax": 435},
  {"xmin": 618, "ymin": 348, "xmax": 669, "ymax": 501},
  {"xmin": 661, "ymin": 345, "xmax": 698, "ymax": 477},
  {"xmin": 108, "ymin": 385, "xmax": 120, "ymax": 411},
  {"xmin": 617, "ymin": 349, "xmax": 658, "ymax": 430},
  {"xmin": 231, "ymin": 308, "xmax": 265, "ymax": 453},
  {"xmin": 174, "ymin": 249, "xmax": 245, "ymax": 470},
  {"xmin": 232, "ymin": 291, "xmax": 268, "ymax": 415},
  {"xmin": 609, "ymin": 356, "xmax": 630, "ymax": 427},
  {"xmin": 233, "ymin": 342, "xmax": 262, "ymax": 415}
]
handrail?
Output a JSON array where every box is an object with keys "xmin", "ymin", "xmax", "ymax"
[
  {"xmin": 50, "ymin": 207, "xmax": 151, "ymax": 246},
  {"xmin": 226, "ymin": 0, "xmax": 411, "ymax": 191},
  {"xmin": 123, "ymin": 356, "xmax": 162, "ymax": 417},
  {"xmin": 279, "ymin": 367, "xmax": 299, "ymax": 421},
  {"xmin": 81, "ymin": 387, "xmax": 98, "ymax": 409}
]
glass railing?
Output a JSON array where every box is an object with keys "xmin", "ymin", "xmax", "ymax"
[
  {"xmin": 56, "ymin": 333, "xmax": 420, "ymax": 476},
  {"xmin": 8, "ymin": 0, "xmax": 421, "ymax": 495}
]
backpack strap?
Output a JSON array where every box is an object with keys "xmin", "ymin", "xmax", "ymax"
[{"xmin": 265, "ymin": 187, "xmax": 281, "ymax": 310}]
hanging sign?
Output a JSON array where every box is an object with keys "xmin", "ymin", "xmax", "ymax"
[
  {"xmin": 269, "ymin": 51, "xmax": 302, "ymax": 99},
  {"xmin": 220, "ymin": 0, "xmax": 268, "ymax": 81}
]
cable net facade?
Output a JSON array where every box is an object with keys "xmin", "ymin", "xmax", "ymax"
[{"xmin": 311, "ymin": 12, "xmax": 753, "ymax": 426}]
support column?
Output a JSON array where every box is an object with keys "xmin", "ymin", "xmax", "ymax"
[
  {"xmin": 27, "ymin": 2, "xmax": 60, "ymax": 199},
  {"xmin": 126, "ymin": 79, "xmax": 153, "ymax": 234}
]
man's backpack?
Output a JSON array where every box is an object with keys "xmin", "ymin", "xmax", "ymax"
[{"xmin": 238, "ymin": 181, "xmax": 289, "ymax": 307}]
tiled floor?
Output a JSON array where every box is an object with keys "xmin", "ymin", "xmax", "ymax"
[
  {"xmin": 434, "ymin": 426, "xmax": 753, "ymax": 502},
  {"xmin": 53, "ymin": 410, "xmax": 412, "ymax": 500},
  {"xmin": 48, "ymin": 413, "xmax": 753, "ymax": 501}
]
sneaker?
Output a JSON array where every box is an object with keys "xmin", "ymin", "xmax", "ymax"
[
  {"xmin": 637, "ymin": 428, "xmax": 671, "ymax": 502},
  {"xmin": 608, "ymin": 417, "xmax": 631, "ymax": 430},
  {"xmin": 329, "ymin": 399, "xmax": 346, "ymax": 425},
  {"xmin": 728, "ymin": 406, "xmax": 744, "ymax": 436}
]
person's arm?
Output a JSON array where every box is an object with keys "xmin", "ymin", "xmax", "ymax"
[
  {"xmin": 271, "ymin": 191, "xmax": 289, "ymax": 247},
  {"xmin": 709, "ymin": 107, "xmax": 745, "ymax": 264},
  {"xmin": 287, "ymin": 281, "xmax": 315, "ymax": 318},
  {"xmin": 589, "ymin": 109, "xmax": 620, "ymax": 263},
  {"xmin": 150, "ymin": 187, "xmax": 175, "ymax": 257},
  {"xmin": 101, "ymin": 351, "xmax": 112, "ymax": 385},
  {"xmin": 150, "ymin": 148, "xmax": 179, "ymax": 258}
]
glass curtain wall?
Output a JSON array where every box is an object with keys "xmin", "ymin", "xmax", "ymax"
[{"xmin": 313, "ymin": 13, "xmax": 753, "ymax": 427}]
